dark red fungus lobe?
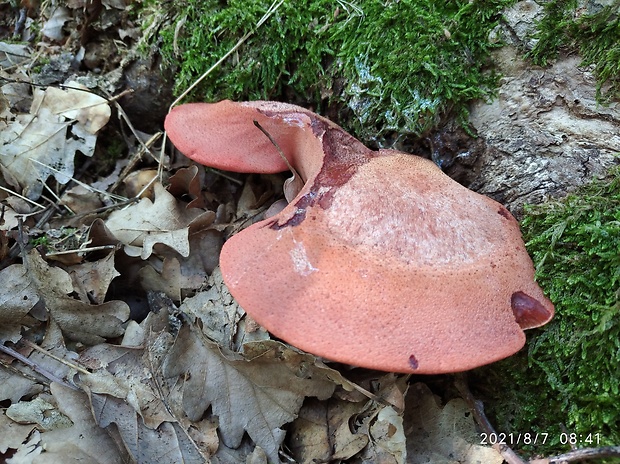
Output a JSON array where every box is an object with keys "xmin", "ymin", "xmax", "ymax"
[
  {"xmin": 409, "ymin": 354, "xmax": 419, "ymax": 370},
  {"xmin": 497, "ymin": 207, "xmax": 513, "ymax": 220},
  {"xmin": 511, "ymin": 291, "xmax": 553, "ymax": 329}
]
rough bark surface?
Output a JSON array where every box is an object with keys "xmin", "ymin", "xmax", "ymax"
[{"xmin": 468, "ymin": 0, "xmax": 620, "ymax": 215}]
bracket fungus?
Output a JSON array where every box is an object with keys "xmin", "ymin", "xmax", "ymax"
[{"xmin": 165, "ymin": 100, "xmax": 554, "ymax": 374}]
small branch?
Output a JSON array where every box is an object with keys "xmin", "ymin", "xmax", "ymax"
[
  {"xmin": 455, "ymin": 373, "xmax": 526, "ymax": 464},
  {"xmin": 456, "ymin": 374, "xmax": 620, "ymax": 464},
  {"xmin": 23, "ymin": 340, "xmax": 90, "ymax": 375},
  {"xmin": 0, "ymin": 344, "xmax": 77, "ymax": 390},
  {"xmin": 530, "ymin": 446, "xmax": 620, "ymax": 464}
]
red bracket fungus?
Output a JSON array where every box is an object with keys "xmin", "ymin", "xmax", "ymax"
[{"xmin": 165, "ymin": 100, "xmax": 554, "ymax": 374}]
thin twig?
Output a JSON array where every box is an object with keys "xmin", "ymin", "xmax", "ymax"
[
  {"xmin": 44, "ymin": 244, "xmax": 118, "ymax": 257},
  {"xmin": 22, "ymin": 340, "xmax": 91, "ymax": 375},
  {"xmin": 0, "ymin": 186, "xmax": 46, "ymax": 210},
  {"xmin": 253, "ymin": 119, "xmax": 300, "ymax": 179},
  {"xmin": 0, "ymin": 344, "xmax": 78, "ymax": 390},
  {"xmin": 162, "ymin": 0, "xmax": 284, "ymax": 185},
  {"xmin": 455, "ymin": 374, "xmax": 527, "ymax": 464},
  {"xmin": 169, "ymin": 0, "xmax": 284, "ymax": 109}
]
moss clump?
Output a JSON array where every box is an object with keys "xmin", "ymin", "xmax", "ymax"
[
  {"xmin": 528, "ymin": 0, "xmax": 620, "ymax": 102},
  {"xmin": 474, "ymin": 169, "xmax": 620, "ymax": 456},
  {"xmin": 159, "ymin": 0, "xmax": 515, "ymax": 143}
]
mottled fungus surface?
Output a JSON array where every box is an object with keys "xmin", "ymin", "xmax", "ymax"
[{"xmin": 165, "ymin": 100, "xmax": 554, "ymax": 374}]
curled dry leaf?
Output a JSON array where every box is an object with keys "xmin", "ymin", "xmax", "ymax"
[
  {"xmin": 288, "ymin": 372, "xmax": 408, "ymax": 463},
  {"xmin": 0, "ymin": 80, "xmax": 111, "ymax": 200},
  {"xmin": 25, "ymin": 249, "xmax": 129, "ymax": 344},
  {"xmin": 180, "ymin": 267, "xmax": 269, "ymax": 351},
  {"xmin": 0, "ymin": 264, "xmax": 40, "ymax": 342},
  {"xmin": 105, "ymin": 182, "xmax": 221, "ymax": 298},
  {"xmin": 6, "ymin": 397, "xmax": 73, "ymax": 430},
  {"xmin": 405, "ymin": 383, "xmax": 503, "ymax": 464},
  {"xmin": 0, "ymin": 412, "xmax": 35, "ymax": 455},
  {"xmin": 167, "ymin": 165, "xmax": 208, "ymax": 209},
  {"xmin": 162, "ymin": 323, "xmax": 337, "ymax": 464},
  {"xmin": 364, "ymin": 406, "xmax": 407, "ymax": 463},
  {"xmin": 139, "ymin": 256, "xmax": 206, "ymax": 300},
  {"xmin": 69, "ymin": 252, "xmax": 120, "ymax": 304},
  {"xmin": 105, "ymin": 182, "xmax": 208, "ymax": 259},
  {"xmin": 41, "ymin": 6, "xmax": 71, "ymax": 41},
  {"xmin": 289, "ymin": 398, "xmax": 370, "ymax": 463},
  {"xmin": 29, "ymin": 383, "xmax": 127, "ymax": 464}
]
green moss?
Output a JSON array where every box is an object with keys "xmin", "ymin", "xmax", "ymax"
[
  {"xmin": 159, "ymin": 0, "xmax": 515, "ymax": 143},
  {"xmin": 528, "ymin": 0, "xmax": 620, "ymax": 102},
  {"xmin": 474, "ymin": 169, "xmax": 620, "ymax": 456}
]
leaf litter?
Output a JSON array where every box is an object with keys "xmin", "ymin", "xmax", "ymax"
[{"xmin": 0, "ymin": 5, "xmax": 505, "ymax": 464}]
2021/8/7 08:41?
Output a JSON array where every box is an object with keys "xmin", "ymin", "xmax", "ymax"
[{"xmin": 479, "ymin": 432, "xmax": 602, "ymax": 446}]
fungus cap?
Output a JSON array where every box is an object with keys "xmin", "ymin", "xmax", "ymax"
[{"xmin": 165, "ymin": 100, "xmax": 554, "ymax": 374}]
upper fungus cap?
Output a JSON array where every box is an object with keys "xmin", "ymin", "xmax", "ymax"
[{"xmin": 165, "ymin": 100, "xmax": 554, "ymax": 374}]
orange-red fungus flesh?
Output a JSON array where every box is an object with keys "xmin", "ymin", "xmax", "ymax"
[{"xmin": 165, "ymin": 100, "xmax": 555, "ymax": 374}]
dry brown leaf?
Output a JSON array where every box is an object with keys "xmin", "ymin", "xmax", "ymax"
[
  {"xmin": 167, "ymin": 165, "xmax": 207, "ymax": 209},
  {"xmin": 6, "ymin": 397, "xmax": 73, "ymax": 430},
  {"xmin": 31, "ymin": 383, "xmax": 127, "ymax": 464},
  {"xmin": 41, "ymin": 7, "xmax": 71, "ymax": 41},
  {"xmin": 19, "ymin": 319, "xmax": 78, "ymax": 390},
  {"xmin": 0, "ymin": 203, "xmax": 20, "ymax": 230},
  {"xmin": 365, "ymin": 406, "xmax": 407, "ymax": 463},
  {"xmin": 25, "ymin": 249, "xmax": 129, "ymax": 344},
  {"xmin": 49, "ymin": 298, "xmax": 129, "ymax": 345},
  {"xmin": 186, "ymin": 213, "xmax": 222, "ymax": 275},
  {"xmin": 0, "ymin": 412, "xmax": 35, "ymax": 455},
  {"xmin": 139, "ymin": 256, "xmax": 206, "ymax": 300},
  {"xmin": 0, "ymin": 368, "xmax": 43, "ymax": 404},
  {"xmin": 405, "ymin": 383, "xmax": 503, "ymax": 464},
  {"xmin": 0, "ymin": 81, "xmax": 111, "ymax": 200},
  {"xmin": 288, "ymin": 399, "xmax": 332, "ymax": 463},
  {"xmin": 59, "ymin": 185, "xmax": 104, "ymax": 216},
  {"xmin": 105, "ymin": 183, "xmax": 204, "ymax": 258},
  {"xmin": 77, "ymin": 311, "xmax": 214, "ymax": 461},
  {"xmin": 211, "ymin": 435, "xmax": 267, "ymax": 464},
  {"xmin": 0, "ymin": 42, "xmax": 32, "ymax": 68},
  {"xmin": 86, "ymin": 390, "xmax": 209, "ymax": 463},
  {"xmin": 69, "ymin": 252, "xmax": 119, "ymax": 304},
  {"xmin": 180, "ymin": 268, "xmax": 269, "ymax": 350},
  {"xmin": 162, "ymin": 323, "xmax": 337, "ymax": 464},
  {"xmin": 0, "ymin": 264, "xmax": 40, "ymax": 342},
  {"xmin": 79, "ymin": 342, "xmax": 176, "ymax": 429},
  {"xmin": 289, "ymin": 397, "xmax": 370, "ymax": 464}
]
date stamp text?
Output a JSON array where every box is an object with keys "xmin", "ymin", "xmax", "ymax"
[{"xmin": 480, "ymin": 432, "xmax": 602, "ymax": 447}]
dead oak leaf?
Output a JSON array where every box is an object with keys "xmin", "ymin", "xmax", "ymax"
[
  {"xmin": 77, "ymin": 311, "xmax": 215, "ymax": 462},
  {"xmin": 162, "ymin": 323, "xmax": 336, "ymax": 464},
  {"xmin": 25, "ymin": 249, "xmax": 129, "ymax": 344},
  {"xmin": 32, "ymin": 382, "xmax": 127, "ymax": 464},
  {"xmin": 405, "ymin": 383, "xmax": 503, "ymax": 464},
  {"xmin": 289, "ymin": 397, "xmax": 370, "ymax": 464},
  {"xmin": 84, "ymin": 388, "xmax": 208, "ymax": 464},
  {"xmin": 180, "ymin": 267, "xmax": 269, "ymax": 351},
  {"xmin": 139, "ymin": 256, "xmax": 206, "ymax": 300},
  {"xmin": 105, "ymin": 183, "xmax": 205, "ymax": 259},
  {"xmin": 0, "ymin": 263, "xmax": 40, "ymax": 342},
  {"xmin": 0, "ymin": 411, "xmax": 35, "ymax": 455},
  {"xmin": 78, "ymin": 341, "xmax": 176, "ymax": 430},
  {"xmin": 69, "ymin": 251, "xmax": 119, "ymax": 304},
  {"xmin": 0, "ymin": 81, "xmax": 110, "ymax": 200}
]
